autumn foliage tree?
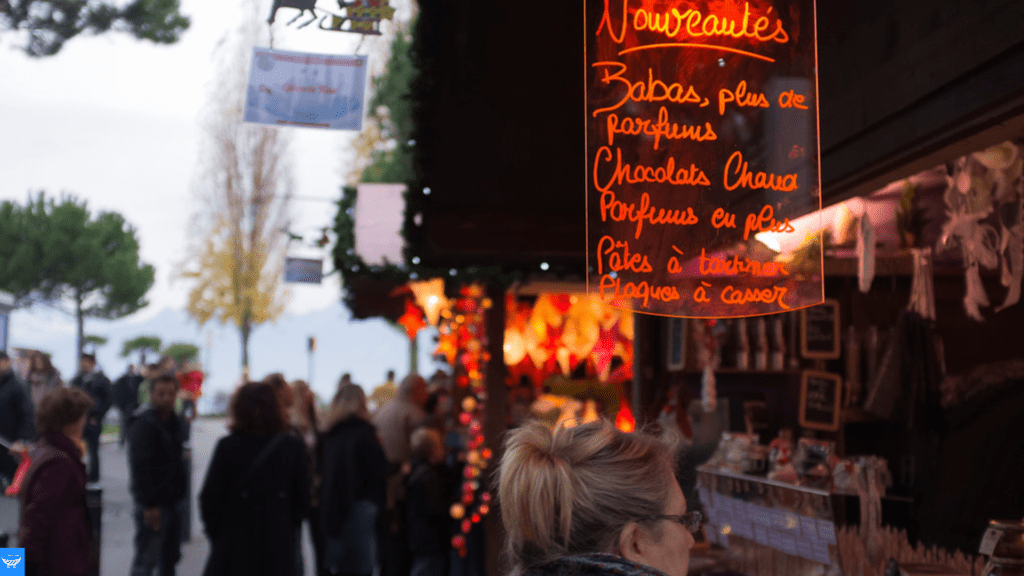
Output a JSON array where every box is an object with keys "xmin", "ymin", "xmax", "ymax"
[{"xmin": 180, "ymin": 12, "xmax": 291, "ymax": 374}]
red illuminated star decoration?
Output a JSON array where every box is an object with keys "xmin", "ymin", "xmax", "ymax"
[
  {"xmin": 591, "ymin": 326, "xmax": 618, "ymax": 376},
  {"xmin": 398, "ymin": 299, "xmax": 427, "ymax": 341},
  {"xmin": 435, "ymin": 331, "xmax": 459, "ymax": 365}
]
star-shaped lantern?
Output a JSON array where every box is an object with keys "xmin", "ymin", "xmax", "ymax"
[{"xmin": 398, "ymin": 299, "xmax": 427, "ymax": 340}]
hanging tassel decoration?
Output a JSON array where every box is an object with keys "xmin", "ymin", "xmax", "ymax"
[
  {"xmin": 699, "ymin": 320, "xmax": 718, "ymax": 413},
  {"xmin": 702, "ymin": 364, "xmax": 717, "ymax": 413},
  {"xmin": 996, "ymin": 193, "xmax": 1024, "ymax": 312},
  {"xmin": 963, "ymin": 261, "xmax": 989, "ymax": 322}
]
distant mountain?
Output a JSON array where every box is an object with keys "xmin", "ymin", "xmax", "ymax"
[{"xmin": 8, "ymin": 302, "xmax": 441, "ymax": 407}]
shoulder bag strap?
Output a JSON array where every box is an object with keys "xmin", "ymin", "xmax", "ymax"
[{"xmin": 230, "ymin": 434, "xmax": 286, "ymax": 493}]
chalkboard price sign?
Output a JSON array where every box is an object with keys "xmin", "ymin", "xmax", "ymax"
[
  {"xmin": 799, "ymin": 370, "xmax": 841, "ymax": 431},
  {"xmin": 800, "ymin": 299, "xmax": 840, "ymax": 359}
]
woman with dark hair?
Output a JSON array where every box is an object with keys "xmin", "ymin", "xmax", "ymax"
[
  {"xmin": 264, "ymin": 373, "xmax": 312, "ymax": 576},
  {"xmin": 199, "ymin": 382, "xmax": 309, "ymax": 576},
  {"xmin": 19, "ymin": 387, "xmax": 95, "ymax": 576},
  {"xmin": 26, "ymin": 351, "xmax": 62, "ymax": 409}
]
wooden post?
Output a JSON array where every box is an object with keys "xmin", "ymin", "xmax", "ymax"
[
  {"xmin": 632, "ymin": 312, "xmax": 662, "ymax": 426},
  {"xmin": 483, "ymin": 282, "xmax": 509, "ymax": 576},
  {"xmin": 632, "ymin": 310, "xmax": 645, "ymax": 425}
]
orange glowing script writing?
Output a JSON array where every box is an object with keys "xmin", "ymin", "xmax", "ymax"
[
  {"xmin": 599, "ymin": 275, "xmax": 682, "ymax": 308},
  {"xmin": 723, "ymin": 151, "xmax": 799, "ymax": 193},
  {"xmin": 586, "ymin": 0, "xmax": 821, "ymax": 317},
  {"xmin": 594, "ymin": 146, "xmax": 711, "ymax": 191},
  {"xmin": 698, "ymin": 249, "xmax": 790, "ymax": 277},
  {"xmin": 596, "ymin": 236, "xmax": 654, "ymax": 275},
  {"xmin": 592, "ymin": 63, "xmax": 707, "ymax": 116},
  {"xmin": 606, "ymin": 106, "xmax": 718, "ymax": 150},
  {"xmin": 598, "ymin": 0, "xmax": 790, "ymax": 46},
  {"xmin": 599, "ymin": 190, "xmax": 700, "ymax": 239}
]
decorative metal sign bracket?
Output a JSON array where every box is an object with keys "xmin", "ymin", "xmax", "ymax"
[{"xmin": 267, "ymin": 0, "xmax": 395, "ymax": 35}]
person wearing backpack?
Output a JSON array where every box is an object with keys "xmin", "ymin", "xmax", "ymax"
[
  {"xmin": 128, "ymin": 373, "xmax": 187, "ymax": 575},
  {"xmin": 199, "ymin": 382, "xmax": 309, "ymax": 576}
]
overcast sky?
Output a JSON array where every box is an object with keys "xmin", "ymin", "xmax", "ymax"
[{"xmin": 0, "ymin": 0, "xmax": 426, "ymax": 395}]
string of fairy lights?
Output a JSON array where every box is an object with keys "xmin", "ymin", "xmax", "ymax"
[{"xmin": 401, "ymin": 283, "xmax": 494, "ymax": 557}]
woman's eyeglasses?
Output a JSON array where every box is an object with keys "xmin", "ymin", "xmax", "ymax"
[{"xmin": 637, "ymin": 511, "xmax": 703, "ymax": 533}]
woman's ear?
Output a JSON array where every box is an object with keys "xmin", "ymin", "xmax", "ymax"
[{"xmin": 617, "ymin": 522, "xmax": 647, "ymax": 565}]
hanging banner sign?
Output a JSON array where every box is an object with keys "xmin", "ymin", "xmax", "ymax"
[
  {"xmin": 284, "ymin": 257, "xmax": 324, "ymax": 284},
  {"xmin": 585, "ymin": 0, "xmax": 824, "ymax": 317},
  {"xmin": 244, "ymin": 48, "xmax": 367, "ymax": 130}
]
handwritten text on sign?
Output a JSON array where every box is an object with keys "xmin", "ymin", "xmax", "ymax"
[{"xmin": 585, "ymin": 0, "xmax": 824, "ymax": 317}]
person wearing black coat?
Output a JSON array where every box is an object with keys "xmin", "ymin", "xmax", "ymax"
[
  {"xmin": 69, "ymin": 353, "xmax": 112, "ymax": 483},
  {"xmin": 406, "ymin": 427, "xmax": 458, "ymax": 576},
  {"xmin": 200, "ymin": 382, "xmax": 309, "ymax": 576},
  {"xmin": 129, "ymin": 374, "xmax": 187, "ymax": 576},
  {"xmin": 113, "ymin": 365, "xmax": 145, "ymax": 447},
  {"xmin": 0, "ymin": 350, "xmax": 34, "ymax": 484},
  {"xmin": 319, "ymin": 383, "xmax": 387, "ymax": 576}
]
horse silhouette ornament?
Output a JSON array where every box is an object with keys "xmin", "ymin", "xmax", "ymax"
[{"xmin": 268, "ymin": 0, "xmax": 318, "ymax": 28}]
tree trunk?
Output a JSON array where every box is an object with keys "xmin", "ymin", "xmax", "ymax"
[
  {"xmin": 483, "ymin": 281, "xmax": 509, "ymax": 576},
  {"xmin": 75, "ymin": 288, "xmax": 84, "ymax": 359},
  {"xmin": 241, "ymin": 316, "xmax": 251, "ymax": 377}
]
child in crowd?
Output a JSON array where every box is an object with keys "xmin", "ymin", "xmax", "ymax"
[{"xmin": 405, "ymin": 427, "xmax": 456, "ymax": 576}]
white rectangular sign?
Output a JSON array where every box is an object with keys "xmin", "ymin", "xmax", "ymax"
[{"xmin": 244, "ymin": 48, "xmax": 367, "ymax": 130}]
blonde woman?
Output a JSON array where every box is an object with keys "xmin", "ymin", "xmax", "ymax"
[
  {"xmin": 319, "ymin": 382, "xmax": 387, "ymax": 576},
  {"xmin": 498, "ymin": 419, "xmax": 700, "ymax": 576}
]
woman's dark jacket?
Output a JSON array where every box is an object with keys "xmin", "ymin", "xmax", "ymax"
[
  {"xmin": 128, "ymin": 408, "xmax": 186, "ymax": 507},
  {"xmin": 523, "ymin": 553, "xmax": 669, "ymax": 576},
  {"xmin": 318, "ymin": 416, "xmax": 387, "ymax": 535},
  {"xmin": 406, "ymin": 459, "xmax": 457, "ymax": 555},
  {"xmin": 199, "ymin": 431, "xmax": 309, "ymax": 576},
  {"xmin": 0, "ymin": 368, "xmax": 34, "ymax": 442},
  {"xmin": 18, "ymin": 431, "xmax": 92, "ymax": 576}
]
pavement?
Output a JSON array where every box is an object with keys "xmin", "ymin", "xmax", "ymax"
[{"xmin": 0, "ymin": 417, "xmax": 317, "ymax": 575}]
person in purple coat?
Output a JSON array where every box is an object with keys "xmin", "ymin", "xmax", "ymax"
[{"xmin": 18, "ymin": 386, "xmax": 95, "ymax": 576}]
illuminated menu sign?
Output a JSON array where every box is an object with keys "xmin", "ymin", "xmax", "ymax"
[{"xmin": 586, "ymin": 0, "xmax": 823, "ymax": 317}]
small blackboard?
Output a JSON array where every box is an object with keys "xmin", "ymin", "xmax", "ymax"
[
  {"xmin": 666, "ymin": 318, "xmax": 686, "ymax": 370},
  {"xmin": 799, "ymin": 370, "xmax": 842, "ymax": 432},
  {"xmin": 800, "ymin": 299, "xmax": 840, "ymax": 359}
]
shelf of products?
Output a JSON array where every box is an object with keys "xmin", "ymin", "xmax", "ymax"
[{"xmin": 697, "ymin": 466, "xmax": 846, "ymax": 575}]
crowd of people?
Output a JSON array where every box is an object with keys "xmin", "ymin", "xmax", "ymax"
[
  {"xmin": 2, "ymin": 350, "xmax": 702, "ymax": 576},
  {"xmin": 0, "ymin": 353, "xmax": 470, "ymax": 576}
]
